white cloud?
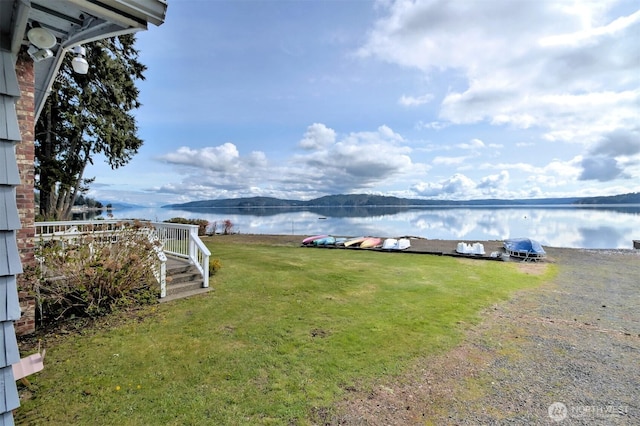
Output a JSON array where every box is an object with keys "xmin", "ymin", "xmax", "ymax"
[
  {"xmin": 457, "ymin": 138, "xmax": 486, "ymax": 150},
  {"xmin": 359, "ymin": 0, "xmax": 639, "ymax": 146},
  {"xmin": 158, "ymin": 143, "xmax": 242, "ymax": 171},
  {"xmin": 411, "ymin": 173, "xmax": 477, "ymax": 199},
  {"xmin": 477, "ymin": 171, "xmax": 510, "ymax": 192},
  {"xmin": 539, "ymin": 9, "xmax": 640, "ymax": 47},
  {"xmin": 296, "ymin": 124, "xmax": 414, "ymax": 190},
  {"xmin": 398, "ymin": 93, "xmax": 434, "ymax": 106},
  {"xmin": 516, "ymin": 142, "xmax": 536, "ymax": 148},
  {"xmin": 433, "ymin": 156, "xmax": 468, "ymax": 166},
  {"xmin": 416, "ymin": 120, "xmax": 450, "ymax": 130},
  {"xmin": 298, "ymin": 123, "xmax": 337, "ymax": 150},
  {"xmin": 152, "ymin": 124, "xmax": 427, "ymax": 200}
]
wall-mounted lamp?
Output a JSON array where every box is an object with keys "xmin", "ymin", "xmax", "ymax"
[
  {"xmin": 27, "ymin": 26, "xmax": 56, "ymax": 62},
  {"xmin": 27, "ymin": 27, "xmax": 57, "ymax": 49},
  {"xmin": 71, "ymin": 46, "xmax": 89, "ymax": 74}
]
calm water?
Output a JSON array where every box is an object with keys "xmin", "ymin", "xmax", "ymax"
[{"xmin": 94, "ymin": 205, "xmax": 640, "ymax": 249}]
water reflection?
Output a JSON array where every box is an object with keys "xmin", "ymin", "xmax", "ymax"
[{"xmin": 104, "ymin": 205, "xmax": 640, "ymax": 249}]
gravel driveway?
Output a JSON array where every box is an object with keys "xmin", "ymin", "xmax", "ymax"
[{"xmin": 329, "ymin": 247, "xmax": 640, "ymax": 425}]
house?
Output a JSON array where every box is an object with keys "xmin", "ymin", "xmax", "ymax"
[{"xmin": 0, "ymin": 1, "xmax": 167, "ymax": 422}]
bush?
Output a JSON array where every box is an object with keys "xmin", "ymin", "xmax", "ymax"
[
  {"xmin": 33, "ymin": 221, "xmax": 161, "ymax": 323},
  {"xmin": 222, "ymin": 219, "xmax": 234, "ymax": 235},
  {"xmin": 163, "ymin": 217, "xmax": 209, "ymax": 236},
  {"xmin": 209, "ymin": 258, "xmax": 222, "ymax": 276}
]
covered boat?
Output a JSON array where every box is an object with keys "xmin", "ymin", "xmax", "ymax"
[
  {"xmin": 382, "ymin": 238, "xmax": 411, "ymax": 250},
  {"xmin": 503, "ymin": 238, "xmax": 546, "ymax": 260}
]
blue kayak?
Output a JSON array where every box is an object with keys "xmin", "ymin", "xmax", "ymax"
[{"xmin": 314, "ymin": 236, "xmax": 336, "ymax": 246}]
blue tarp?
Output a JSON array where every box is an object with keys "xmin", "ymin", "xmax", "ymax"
[{"xmin": 504, "ymin": 238, "xmax": 546, "ymax": 255}]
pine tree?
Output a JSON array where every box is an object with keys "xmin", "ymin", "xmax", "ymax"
[{"xmin": 35, "ymin": 34, "xmax": 146, "ymax": 219}]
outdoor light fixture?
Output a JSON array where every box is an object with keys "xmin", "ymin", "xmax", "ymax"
[
  {"xmin": 27, "ymin": 27, "xmax": 57, "ymax": 49},
  {"xmin": 27, "ymin": 45, "xmax": 53, "ymax": 62},
  {"xmin": 26, "ymin": 26, "xmax": 56, "ymax": 62},
  {"xmin": 71, "ymin": 46, "xmax": 89, "ymax": 74}
]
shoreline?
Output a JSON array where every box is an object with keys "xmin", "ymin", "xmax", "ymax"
[{"xmin": 204, "ymin": 233, "xmax": 640, "ymax": 253}]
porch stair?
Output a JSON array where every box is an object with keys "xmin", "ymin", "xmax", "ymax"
[{"xmin": 160, "ymin": 256, "xmax": 211, "ymax": 303}]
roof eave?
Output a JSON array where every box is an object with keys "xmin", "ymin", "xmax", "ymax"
[
  {"xmin": 67, "ymin": 0, "xmax": 168, "ymax": 28},
  {"xmin": 34, "ymin": 24, "xmax": 144, "ymax": 120},
  {"xmin": 29, "ymin": 0, "xmax": 168, "ymax": 120}
]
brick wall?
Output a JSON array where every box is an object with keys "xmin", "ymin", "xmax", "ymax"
[
  {"xmin": 16, "ymin": 291, "xmax": 36, "ymax": 336},
  {"xmin": 15, "ymin": 50, "xmax": 36, "ymax": 335}
]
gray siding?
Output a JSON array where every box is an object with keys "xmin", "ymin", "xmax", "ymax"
[
  {"xmin": 0, "ymin": 143, "xmax": 21, "ymax": 185},
  {"xmin": 0, "ymin": 56, "xmax": 20, "ymax": 98},
  {"xmin": 0, "ymin": 188, "xmax": 20, "ymax": 231},
  {"xmin": 0, "ymin": 97, "xmax": 20, "ymax": 142},
  {"xmin": 0, "ymin": 277, "xmax": 20, "ymax": 324},
  {"xmin": 0, "ymin": 48, "xmax": 21, "ymax": 422}
]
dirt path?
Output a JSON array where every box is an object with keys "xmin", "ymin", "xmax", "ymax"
[{"xmin": 328, "ymin": 247, "xmax": 640, "ymax": 425}]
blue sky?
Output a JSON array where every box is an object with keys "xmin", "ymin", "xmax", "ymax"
[{"xmin": 85, "ymin": 0, "xmax": 640, "ymax": 206}]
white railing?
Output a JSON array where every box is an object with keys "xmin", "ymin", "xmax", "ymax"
[
  {"xmin": 149, "ymin": 222, "xmax": 211, "ymax": 289},
  {"xmin": 35, "ymin": 220, "xmax": 211, "ymax": 297}
]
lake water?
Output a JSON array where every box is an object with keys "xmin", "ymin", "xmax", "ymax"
[{"xmin": 90, "ymin": 204, "xmax": 640, "ymax": 249}]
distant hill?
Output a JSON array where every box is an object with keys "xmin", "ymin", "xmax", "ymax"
[
  {"xmin": 103, "ymin": 202, "xmax": 144, "ymax": 209},
  {"xmin": 573, "ymin": 192, "xmax": 640, "ymax": 204},
  {"xmin": 163, "ymin": 192, "xmax": 640, "ymax": 209},
  {"xmin": 165, "ymin": 196, "xmax": 303, "ymax": 208}
]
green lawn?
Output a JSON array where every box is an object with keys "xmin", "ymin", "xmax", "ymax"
[{"xmin": 16, "ymin": 238, "xmax": 555, "ymax": 425}]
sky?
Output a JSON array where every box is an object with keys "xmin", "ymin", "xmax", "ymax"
[{"xmin": 84, "ymin": 0, "xmax": 640, "ymax": 206}]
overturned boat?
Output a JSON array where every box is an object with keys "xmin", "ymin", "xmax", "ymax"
[
  {"xmin": 382, "ymin": 238, "xmax": 411, "ymax": 250},
  {"xmin": 503, "ymin": 238, "xmax": 546, "ymax": 261},
  {"xmin": 302, "ymin": 235, "xmax": 328, "ymax": 245},
  {"xmin": 456, "ymin": 242, "xmax": 485, "ymax": 255}
]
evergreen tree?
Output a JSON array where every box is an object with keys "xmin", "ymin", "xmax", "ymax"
[{"xmin": 35, "ymin": 34, "xmax": 145, "ymax": 219}]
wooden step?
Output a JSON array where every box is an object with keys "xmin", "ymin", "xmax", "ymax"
[
  {"xmin": 168, "ymin": 270, "xmax": 201, "ymax": 284},
  {"xmin": 161, "ymin": 255, "xmax": 210, "ymax": 302},
  {"xmin": 166, "ymin": 280, "xmax": 204, "ymax": 296},
  {"xmin": 160, "ymin": 287, "xmax": 212, "ymax": 303}
]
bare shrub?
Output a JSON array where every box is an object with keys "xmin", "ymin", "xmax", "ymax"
[
  {"xmin": 34, "ymin": 221, "xmax": 161, "ymax": 323},
  {"xmin": 163, "ymin": 217, "xmax": 209, "ymax": 236},
  {"xmin": 222, "ymin": 219, "xmax": 234, "ymax": 235}
]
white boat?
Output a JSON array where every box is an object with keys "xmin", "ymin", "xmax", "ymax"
[
  {"xmin": 456, "ymin": 242, "xmax": 485, "ymax": 255},
  {"xmin": 382, "ymin": 238, "xmax": 411, "ymax": 250}
]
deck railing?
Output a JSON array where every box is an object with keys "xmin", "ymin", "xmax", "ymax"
[
  {"xmin": 35, "ymin": 220, "xmax": 211, "ymax": 297},
  {"xmin": 149, "ymin": 221, "xmax": 211, "ymax": 290}
]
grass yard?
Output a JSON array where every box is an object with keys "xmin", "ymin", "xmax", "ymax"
[{"xmin": 16, "ymin": 237, "xmax": 555, "ymax": 425}]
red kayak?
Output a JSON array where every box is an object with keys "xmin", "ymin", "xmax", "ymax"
[{"xmin": 302, "ymin": 235, "xmax": 328, "ymax": 245}]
